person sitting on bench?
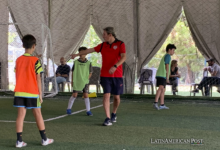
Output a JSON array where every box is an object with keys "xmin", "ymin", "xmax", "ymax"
[{"xmin": 169, "ymin": 60, "xmax": 181, "ymax": 95}]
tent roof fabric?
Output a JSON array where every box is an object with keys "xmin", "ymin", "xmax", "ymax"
[{"xmin": 0, "ymin": 0, "xmax": 219, "ymax": 93}]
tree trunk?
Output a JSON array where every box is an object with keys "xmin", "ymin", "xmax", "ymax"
[{"xmin": 185, "ymin": 64, "xmax": 194, "ymax": 84}]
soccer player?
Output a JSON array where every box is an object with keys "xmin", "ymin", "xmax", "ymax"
[
  {"xmin": 14, "ymin": 34, "xmax": 54, "ymax": 148},
  {"xmin": 67, "ymin": 47, "xmax": 93, "ymax": 116},
  {"xmin": 153, "ymin": 44, "xmax": 176, "ymax": 110},
  {"xmin": 71, "ymin": 27, "xmax": 126, "ymax": 126}
]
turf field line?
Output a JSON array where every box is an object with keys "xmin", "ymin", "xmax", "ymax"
[
  {"xmin": 0, "ymin": 102, "xmax": 112, "ymax": 123},
  {"xmin": 44, "ymin": 103, "xmax": 112, "ymax": 122},
  {"xmin": 0, "ymin": 120, "xmax": 35, "ymax": 123}
]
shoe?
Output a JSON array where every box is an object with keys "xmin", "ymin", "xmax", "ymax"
[
  {"xmin": 66, "ymin": 109, "xmax": 71, "ymax": 115},
  {"xmin": 86, "ymin": 111, "xmax": 93, "ymax": 116},
  {"xmin": 217, "ymin": 90, "xmax": 220, "ymax": 93},
  {"xmin": 153, "ymin": 103, "xmax": 159, "ymax": 110},
  {"xmin": 111, "ymin": 113, "xmax": 117, "ymax": 123},
  {"xmin": 159, "ymin": 105, "xmax": 169, "ymax": 110},
  {"xmin": 41, "ymin": 138, "xmax": 54, "ymax": 146},
  {"xmin": 173, "ymin": 89, "xmax": 178, "ymax": 93},
  {"xmin": 191, "ymin": 89, "xmax": 199, "ymax": 93},
  {"xmin": 102, "ymin": 118, "xmax": 112, "ymax": 126},
  {"xmin": 16, "ymin": 141, "xmax": 27, "ymax": 148}
]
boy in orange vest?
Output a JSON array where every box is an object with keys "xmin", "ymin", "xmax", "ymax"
[{"xmin": 14, "ymin": 34, "xmax": 54, "ymax": 148}]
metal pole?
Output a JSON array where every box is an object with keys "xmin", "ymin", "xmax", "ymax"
[
  {"xmin": 47, "ymin": 0, "xmax": 52, "ymax": 77},
  {"xmin": 131, "ymin": 0, "xmax": 139, "ymax": 94}
]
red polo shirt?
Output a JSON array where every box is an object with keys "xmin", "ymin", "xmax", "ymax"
[{"xmin": 94, "ymin": 38, "xmax": 126, "ymax": 77}]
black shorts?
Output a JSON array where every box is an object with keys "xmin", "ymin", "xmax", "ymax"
[
  {"xmin": 13, "ymin": 97, "xmax": 41, "ymax": 109},
  {"xmin": 100, "ymin": 77, "xmax": 123, "ymax": 95},
  {"xmin": 73, "ymin": 84, "xmax": 89, "ymax": 93},
  {"xmin": 156, "ymin": 77, "xmax": 166, "ymax": 88}
]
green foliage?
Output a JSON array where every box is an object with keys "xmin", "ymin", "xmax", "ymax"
[
  {"xmin": 147, "ymin": 12, "xmax": 204, "ymax": 83},
  {"xmin": 8, "ymin": 32, "xmax": 16, "ymax": 44},
  {"xmin": 81, "ymin": 25, "xmax": 102, "ymax": 67}
]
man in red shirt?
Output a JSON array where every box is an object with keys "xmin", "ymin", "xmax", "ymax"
[{"xmin": 71, "ymin": 27, "xmax": 126, "ymax": 126}]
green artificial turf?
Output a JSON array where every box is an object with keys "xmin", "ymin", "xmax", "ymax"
[{"xmin": 0, "ymin": 97, "xmax": 220, "ymax": 150}]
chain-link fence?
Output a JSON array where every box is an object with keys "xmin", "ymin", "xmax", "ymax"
[
  {"xmin": 136, "ymin": 0, "xmax": 220, "ymax": 98},
  {"xmin": 3, "ymin": 11, "xmax": 57, "ymax": 97},
  {"xmin": 1, "ymin": 0, "xmax": 220, "ymax": 97}
]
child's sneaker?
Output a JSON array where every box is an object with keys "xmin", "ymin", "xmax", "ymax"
[
  {"xmin": 41, "ymin": 138, "xmax": 54, "ymax": 146},
  {"xmin": 16, "ymin": 141, "xmax": 27, "ymax": 148},
  {"xmin": 66, "ymin": 109, "xmax": 71, "ymax": 115},
  {"xmin": 153, "ymin": 103, "xmax": 159, "ymax": 110},
  {"xmin": 103, "ymin": 118, "xmax": 112, "ymax": 126},
  {"xmin": 86, "ymin": 111, "xmax": 93, "ymax": 116},
  {"xmin": 111, "ymin": 113, "xmax": 117, "ymax": 122},
  {"xmin": 159, "ymin": 105, "xmax": 169, "ymax": 110}
]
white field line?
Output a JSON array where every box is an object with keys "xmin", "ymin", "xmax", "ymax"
[{"xmin": 0, "ymin": 102, "xmax": 112, "ymax": 123}]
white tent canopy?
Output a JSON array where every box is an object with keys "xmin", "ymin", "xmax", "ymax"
[{"xmin": 0, "ymin": 0, "xmax": 219, "ymax": 93}]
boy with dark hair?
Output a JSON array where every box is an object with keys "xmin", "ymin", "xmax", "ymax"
[
  {"xmin": 66, "ymin": 47, "xmax": 93, "ymax": 116},
  {"xmin": 153, "ymin": 44, "xmax": 176, "ymax": 110},
  {"xmin": 14, "ymin": 34, "xmax": 54, "ymax": 148}
]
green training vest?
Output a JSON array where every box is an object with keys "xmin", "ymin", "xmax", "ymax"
[
  {"xmin": 156, "ymin": 54, "xmax": 171, "ymax": 79},
  {"xmin": 72, "ymin": 60, "xmax": 90, "ymax": 91}
]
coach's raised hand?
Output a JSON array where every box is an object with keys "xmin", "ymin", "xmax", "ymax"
[
  {"xmin": 70, "ymin": 54, "xmax": 79, "ymax": 59},
  {"xmin": 70, "ymin": 48, "xmax": 95, "ymax": 59}
]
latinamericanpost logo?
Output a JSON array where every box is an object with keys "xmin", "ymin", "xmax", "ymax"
[{"xmin": 150, "ymin": 138, "xmax": 204, "ymax": 145}]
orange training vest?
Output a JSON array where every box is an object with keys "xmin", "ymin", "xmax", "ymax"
[{"xmin": 14, "ymin": 55, "xmax": 39, "ymax": 94}]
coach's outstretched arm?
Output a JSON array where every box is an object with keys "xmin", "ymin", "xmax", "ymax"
[{"xmin": 70, "ymin": 48, "xmax": 95, "ymax": 59}]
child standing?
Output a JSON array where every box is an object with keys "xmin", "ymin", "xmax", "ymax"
[
  {"xmin": 66, "ymin": 47, "xmax": 93, "ymax": 116},
  {"xmin": 153, "ymin": 44, "xmax": 176, "ymax": 110},
  {"xmin": 14, "ymin": 34, "xmax": 54, "ymax": 148}
]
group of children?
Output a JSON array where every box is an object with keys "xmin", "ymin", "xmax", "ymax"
[{"xmin": 13, "ymin": 34, "xmax": 175, "ymax": 148}]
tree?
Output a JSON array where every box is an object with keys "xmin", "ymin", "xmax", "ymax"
[
  {"xmin": 8, "ymin": 32, "xmax": 16, "ymax": 44},
  {"xmin": 80, "ymin": 25, "xmax": 102, "ymax": 67},
  {"xmin": 147, "ymin": 12, "xmax": 204, "ymax": 84}
]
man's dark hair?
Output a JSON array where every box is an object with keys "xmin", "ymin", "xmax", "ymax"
[
  {"xmin": 166, "ymin": 44, "xmax": 176, "ymax": 52},
  {"xmin": 22, "ymin": 34, "xmax": 36, "ymax": 49},
  {"xmin": 78, "ymin": 46, "xmax": 88, "ymax": 52},
  {"xmin": 103, "ymin": 27, "xmax": 116, "ymax": 38}
]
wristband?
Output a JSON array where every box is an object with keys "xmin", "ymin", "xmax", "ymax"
[{"xmin": 114, "ymin": 65, "xmax": 117, "ymax": 68}]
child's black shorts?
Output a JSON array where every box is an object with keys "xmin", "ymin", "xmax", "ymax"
[
  {"xmin": 13, "ymin": 97, "xmax": 41, "ymax": 109},
  {"xmin": 156, "ymin": 77, "xmax": 166, "ymax": 88},
  {"xmin": 73, "ymin": 84, "xmax": 89, "ymax": 93}
]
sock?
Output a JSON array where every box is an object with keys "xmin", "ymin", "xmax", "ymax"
[
  {"xmin": 67, "ymin": 96, "xmax": 76, "ymax": 109},
  {"xmin": 39, "ymin": 130, "xmax": 47, "ymax": 141},
  {"xmin": 17, "ymin": 132, "xmax": 22, "ymax": 142},
  {"xmin": 112, "ymin": 112, "xmax": 116, "ymax": 117},
  {"xmin": 161, "ymin": 104, "xmax": 164, "ymax": 106},
  {"xmin": 154, "ymin": 102, "xmax": 158, "ymax": 104},
  {"xmin": 84, "ymin": 98, "xmax": 90, "ymax": 112}
]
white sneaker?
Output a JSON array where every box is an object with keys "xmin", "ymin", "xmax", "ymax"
[
  {"xmin": 16, "ymin": 141, "xmax": 27, "ymax": 148},
  {"xmin": 41, "ymin": 138, "xmax": 54, "ymax": 146},
  {"xmin": 153, "ymin": 103, "xmax": 159, "ymax": 110},
  {"xmin": 159, "ymin": 105, "xmax": 169, "ymax": 110}
]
